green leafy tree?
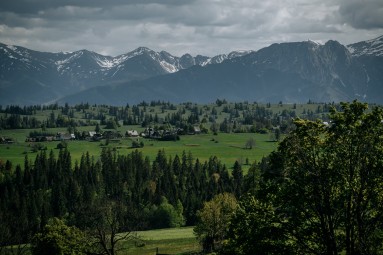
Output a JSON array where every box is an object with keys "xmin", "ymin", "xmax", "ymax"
[
  {"xmin": 245, "ymin": 137, "xmax": 256, "ymax": 149},
  {"xmin": 104, "ymin": 118, "xmax": 119, "ymax": 129},
  {"xmin": 31, "ymin": 218, "xmax": 86, "ymax": 255},
  {"xmin": 149, "ymin": 197, "xmax": 185, "ymax": 228},
  {"xmin": 194, "ymin": 193, "xmax": 237, "ymax": 253},
  {"xmin": 225, "ymin": 101, "xmax": 383, "ymax": 254},
  {"xmin": 249, "ymin": 101, "xmax": 383, "ymax": 254},
  {"xmin": 225, "ymin": 195, "xmax": 293, "ymax": 255}
]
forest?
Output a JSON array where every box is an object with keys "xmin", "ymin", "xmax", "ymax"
[{"xmin": 1, "ymin": 100, "xmax": 383, "ymax": 254}]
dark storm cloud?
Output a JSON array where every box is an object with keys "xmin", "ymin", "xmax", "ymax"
[{"xmin": 339, "ymin": 0, "xmax": 383, "ymax": 29}]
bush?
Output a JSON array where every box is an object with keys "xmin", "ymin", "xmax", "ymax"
[
  {"xmin": 148, "ymin": 197, "xmax": 185, "ymax": 229},
  {"xmin": 56, "ymin": 141, "xmax": 68, "ymax": 150},
  {"xmin": 31, "ymin": 143, "xmax": 47, "ymax": 152},
  {"xmin": 132, "ymin": 140, "xmax": 144, "ymax": 148}
]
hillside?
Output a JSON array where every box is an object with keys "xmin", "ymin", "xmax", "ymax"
[
  {"xmin": 61, "ymin": 37, "xmax": 383, "ymax": 105},
  {"xmin": 1, "ymin": 35, "xmax": 383, "ymax": 105},
  {"xmin": 0, "ymin": 43, "xmax": 249, "ymax": 105}
]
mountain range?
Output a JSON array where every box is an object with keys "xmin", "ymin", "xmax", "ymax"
[{"xmin": 1, "ymin": 35, "xmax": 382, "ymax": 105}]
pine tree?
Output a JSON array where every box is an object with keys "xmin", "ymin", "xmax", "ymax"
[{"xmin": 232, "ymin": 161, "xmax": 243, "ymax": 198}]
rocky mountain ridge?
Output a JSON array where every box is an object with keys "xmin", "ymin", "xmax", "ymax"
[
  {"xmin": 0, "ymin": 43, "xmax": 251, "ymax": 105},
  {"xmin": 1, "ymin": 35, "xmax": 382, "ymax": 105}
]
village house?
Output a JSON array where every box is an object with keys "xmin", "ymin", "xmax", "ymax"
[
  {"xmin": 56, "ymin": 132, "xmax": 75, "ymax": 141},
  {"xmin": 126, "ymin": 130, "xmax": 139, "ymax": 137}
]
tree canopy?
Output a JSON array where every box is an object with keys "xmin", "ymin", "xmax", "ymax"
[
  {"xmin": 194, "ymin": 193, "xmax": 237, "ymax": 253},
  {"xmin": 227, "ymin": 101, "xmax": 383, "ymax": 254},
  {"xmin": 31, "ymin": 218, "xmax": 86, "ymax": 255}
]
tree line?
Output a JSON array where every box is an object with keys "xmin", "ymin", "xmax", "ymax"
[
  {"xmin": 0, "ymin": 146, "xmax": 244, "ymax": 251},
  {"xmin": 1, "ymin": 101, "xmax": 336, "ymax": 138}
]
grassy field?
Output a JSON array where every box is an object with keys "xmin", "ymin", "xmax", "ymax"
[
  {"xmin": 0, "ymin": 128, "xmax": 278, "ymax": 171},
  {"xmin": 0, "ymin": 102, "xmax": 334, "ymax": 169},
  {"xmin": 122, "ymin": 227, "xmax": 199, "ymax": 255},
  {"xmin": 3, "ymin": 227, "xmax": 199, "ymax": 255}
]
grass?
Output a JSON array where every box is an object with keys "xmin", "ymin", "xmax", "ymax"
[
  {"xmin": 121, "ymin": 227, "xmax": 199, "ymax": 255},
  {"xmin": 2, "ymin": 227, "xmax": 199, "ymax": 255},
  {"xmin": 0, "ymin": 128, "xmax": 278, "ymax": 172},
  {"xmin": 1, "ymin": 102, "xmax": 332, "ymax": 169}
]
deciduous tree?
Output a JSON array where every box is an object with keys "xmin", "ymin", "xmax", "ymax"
[
  {"xmin": 230, "ymin": 101, "xmax": 383, "ymax": 254},
  {"xmin": 194, "ymin": 193, "xmax": 237, "ymax": 253},
  {"xmin": 31, "ymin": 218, "xmax": 86, "ymax": 255}
]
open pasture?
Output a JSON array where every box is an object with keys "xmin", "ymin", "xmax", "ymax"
[{"xmin": 0, "ymin": 127, "xmax": 277, "ymax": 171}]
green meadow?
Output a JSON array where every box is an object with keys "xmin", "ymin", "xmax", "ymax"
[
  {"xmin": 0, "ymin": 101, "xmax": 332, "ymax": 169},
  {"xmin": 0, "ymin": 127, "xmax": 278, "ymax": 171},
  {"xmin": 123, "ymin": 227, "xmax": 199, "ymax": 255},
  {"xmin": 3, "ymin": 227, "xmax": 199, "ymax": 255}
]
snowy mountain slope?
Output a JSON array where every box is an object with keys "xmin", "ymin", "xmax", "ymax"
[
  {"xmin": 60, "ymin": 37, "xmax": 383, "ymax": 105},
  {"xmin": 0, "ymin": 43, "xmax": 251, "ymax": 105},
  {"xmin": 1, "ymin": 35, "xmax": 383, "ymax": 105},
  {"xmin": 347, "ymin": 35, "xmax": 383, "ymax": 57}
]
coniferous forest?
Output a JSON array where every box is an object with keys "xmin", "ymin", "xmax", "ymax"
[{"xmin": 0, "ymin": 146, "xmax": 244, "ymax": 246}]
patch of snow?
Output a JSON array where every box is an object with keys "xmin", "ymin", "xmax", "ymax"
[
  {"xmin": 308, "ymin": 39, "xmax": 322, "ymax": 45},
  {"xmin": 347, "ymin": 46, "xmax": 355, "ymax": 54},
  {"xmin": 6, "ymin": 45, "xmax": 17, "ymax": 51},
  {"xmin": 200, "ymin": 59, "xmax": 212, "ymax": 66},
  {"xmin": 160, "ymin": 61, "xmax": 179, "ymax": 73},
  {"xmin": 365, "ymin": 35, "xmax": 383, "ymax": 44},
  {"xmin": 228, "ymin": 50, "xmax": 253, "ymax": 58},
  {"xmin": 95, "ymin": 57, "xmax": 115, "ymax": 68},
  {"xmin": 55, "ymin": 52, "xmax": 84, "ymax": 71},
  {"xmin": 349, "ymin": 36, "xmax": 383, "ymax": 57}
]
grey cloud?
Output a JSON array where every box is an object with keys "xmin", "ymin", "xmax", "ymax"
[
  {"xmin": 0, "ymin": 0, "xmax": 194, "ymax": 14},
  {"xmin": 0, "ymin": 0, "xmax": 382, "ymax": 57},
  {"xmin": 339, "ymin": 0, "xmax": 383, "ymax": 29}
]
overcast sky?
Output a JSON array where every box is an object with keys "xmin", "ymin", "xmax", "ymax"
[{"xmin": 1, "ymin": 0, "xmax": 383, "ymax": 57}]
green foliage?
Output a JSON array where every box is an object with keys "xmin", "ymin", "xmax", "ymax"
[
  {"xmin": 229, "ymin": 101, "xmax": 383, "ymax": 254},
  {"xmin": 132, "ymin": 140, "xmax": 144, "ymax": 148},
  {"xmin": 194, "ymin": 193, "xmax": 237, "ymax": 253},
  {"xmin": 225, "ymin": 196, "xmax": 292, "ymax": 255},
  {"xmin": 0, "ymin": 101, "xmax": 348, "ymax": 252},
  {"xmin": 244, "ymin": 137, "xmax": 255, "ymax": 149},
  {"xmin": 232, "ymin": 161, "xmax": 243, "ymax": 198},
  {"xmin": 31, "ymin": 142, "xmax": 47, "ymax": 152},
  {"xmin": 105, "ymin": 118, "xmax": 119, "ymax": 129},
  {"xmin": 148, "ymin": 197, "xmax": 185, "ymax": 229},
  {"xmin": 31, "ymin": 218, "xmax": 86, "ymax": 255},
  {"xmin": 56, "ymin": 141, "xmax": 68, "ymax": 150}
]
